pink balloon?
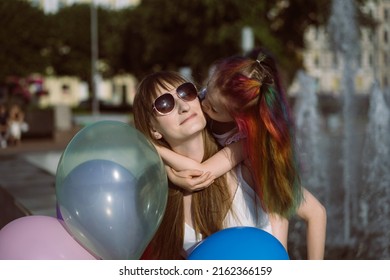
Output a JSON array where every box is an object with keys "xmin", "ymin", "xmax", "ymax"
[{"xmin": 0, "ymin": 215, "xmax": 97, "ymax": 260}]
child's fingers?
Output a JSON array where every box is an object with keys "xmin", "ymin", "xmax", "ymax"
[
  {"xmin": 187, "ymin": 172, "xmax": 215, "ymax": 191},
  {"xmin": 191, "ymin": 177, "xmax": 215, "ymax": 191}
]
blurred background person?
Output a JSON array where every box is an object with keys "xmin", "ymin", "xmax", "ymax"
[
  {"xmin": 7, "ymin": 104, "xmax": 28, "ymax": 146},
  {"xmin": 0, "ymin": 103, "xmax": 9, "ymax": 148}
]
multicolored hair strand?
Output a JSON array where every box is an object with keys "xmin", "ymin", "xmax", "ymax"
[{"xmin": 208, "ymin": 53, "xmax": 303, "ymax": 217}]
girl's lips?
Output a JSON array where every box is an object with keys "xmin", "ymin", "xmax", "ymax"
[{"xmin": 180, "ymin": 113, "xmax": 197, "ymax": 125}]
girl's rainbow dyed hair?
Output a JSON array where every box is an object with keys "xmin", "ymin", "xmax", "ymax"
[{"xmin": 208, "ymin": 52, "xmax": 303, "ymax": 217}]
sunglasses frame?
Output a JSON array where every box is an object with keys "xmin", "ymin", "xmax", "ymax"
[{"xmin": 152, "ymin": 82, "xmax": 199, "ymax": 115}]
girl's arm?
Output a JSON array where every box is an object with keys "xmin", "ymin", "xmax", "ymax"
[
  {"xmin": 269, "ymin": 214, "xmax": 289, "ymax": 250},
  {"xmin": 154, "ymin": 141, "xmax": 244, "ymax": 192},
  {"xmin": 296, "ymin": 188, "xmax": 327, "ymax": 260},
  {"xmin": 156, "ymin": 140, "xmax": 244, "ymax": 179}
]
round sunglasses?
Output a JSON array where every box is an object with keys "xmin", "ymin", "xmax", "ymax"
[{"xmin": 152, "ymin": 82, "xmax": 199, "ymax": 115}]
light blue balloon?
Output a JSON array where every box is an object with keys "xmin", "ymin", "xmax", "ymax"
[
  {"xmin": 56, "ymin": 121, "xmax": 167, "ymax": 260},
  {"xmin": 188, "ymin": 227, "xmax": 289, "ymax": 260}
]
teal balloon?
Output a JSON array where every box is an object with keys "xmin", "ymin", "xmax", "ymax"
[
  {"xmin": 56, "ymin": 121, "xmax": 167, "ymax": 260},
  {"xmin": 188, "ymin": 227, "xmax": 289, "ymax": 260}
]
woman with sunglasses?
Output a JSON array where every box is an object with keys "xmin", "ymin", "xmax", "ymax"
[
  {"xmin": 154, "ymin": 52, "xmax": 327, "ymax": 259},
  {"xmin": 133, "ymin": 71, "xmax": 286, "ymax": 259}
]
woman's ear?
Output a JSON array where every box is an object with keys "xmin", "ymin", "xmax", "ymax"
[{"xmin": 151, "ymin": 128, "xmax": 163, "ymax": 140}]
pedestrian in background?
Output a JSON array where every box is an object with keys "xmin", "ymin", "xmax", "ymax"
[
  {"xmin": 7, "ymin": 104, "xmax": 28, "ymax": 146},
  {"xmin": 0, "ymin": 103, "xmax": 9, "ymax": 148}
]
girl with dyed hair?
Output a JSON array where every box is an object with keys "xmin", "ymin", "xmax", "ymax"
[
  {"xmin": 133, "ymin": 71, "xmax": 284, "ymax": 259},
  {"xmin": 157, "ymin": 52, "xmax": 327, "ymax": 259}
]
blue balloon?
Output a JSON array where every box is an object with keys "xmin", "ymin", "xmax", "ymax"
[
  {"xmin": 56, "ymin": 121, "xmax": 168, "ymax": 260},
  {"xmin": 187, "ymin": 227, "xmax": 289, "ymax": 260},
  {"xmin": 58, "ymin": 160, "xmax": 141, "ymax": 259}
]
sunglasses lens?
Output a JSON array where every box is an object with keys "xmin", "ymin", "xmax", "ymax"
[
  {"xmin": 154, "ymin": 94, "xmax": 175, "ymax": 115},
  {"xmin": 153, "ymin": 83, "xmax": 198, "ymax": 115},
  {"xmin": 198, "ymin": 88, "xmax": 207, "ymax": 100},
  {"xmin": 177, "ymin": 83, "xmax": 198, "ymax": 101}
]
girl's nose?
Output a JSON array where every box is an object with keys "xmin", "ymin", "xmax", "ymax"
[{"xmin": 201, "ymin": 99, "xmax": 210, "ymax": 112}]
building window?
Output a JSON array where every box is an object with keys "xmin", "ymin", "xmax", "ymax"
[
  {"xmin": 384, "ymin": 30, "xmax": 388, "ymax": 44},
  {"xmin": 356, "ymin": 76, "xmax": 364, "ymax": 90},
  {"xmin": 62, "ymin": 84, "xmax": 70, "ymax": 94},
  {"xmin": 30, "ymin": 0, "xmax": 40, "ymax": 8},
  {"xmin": 315, "ymin": 27, "xmax": 319, "ymax": 41},
  {"xmin": 369, "ymin": 53, "xmax": 374, "ymax": 67},
  {"xmin": 363, "ymin": 29, "xmax": 368, "ymax": 42},
  {"xmin": 384, "ymin": 8, "xmax": 389, "ymax": 21},
  {"xmin": 368, "ymin": 29, "xmax": 375, "ymax": 42},
  {"xmin": 333, "ymin": 54, "xmax": 338, "ymax": 69},
  {"xmin": 121, "ymin": 85, "xmax": 128, "ymax": 104},
  {"xmin": 112, "ymin": 83, "xmax": 116, "ymax": 95},
  {"xmin": 314, "ymin": 55, "xmax": 320, "ymax": 68},
  {"xmin": 333, "ymin": 77, "xmax": 340, "ymax": 92}
]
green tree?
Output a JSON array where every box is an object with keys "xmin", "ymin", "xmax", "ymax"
[
  {"xmin": 47, "ymin": 4, "xmax": 124, "ymax": 85},
  {"xmin": 0, "ymin": 0, "xmax": 49, "ymax": 81},
  {"xmin": 119, "ymin": 0, "xmax": 373, "ymax": 85},
  {"xmin": 98, "ymin": 8, "xmax": 130, "ymax": 78},
  {"xmin": 121, "ymin": 0, "xmax": 267, "ymax": 83},
  {"xmin": 46, "ymin": 4, "xmax": 92, "ymax": 83},
  {"xmin": 119, "ymin": 0, "xmax": 327, "ymax": 85},
  {"xmin": 1, "ymin": 0, "xmax": 372, "ymax": 90}
]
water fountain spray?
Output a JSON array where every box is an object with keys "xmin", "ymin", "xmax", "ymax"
[
  {"xmin": 360, "ymin": 82, "xmax": 390, "ymax": 259},
  {"xmin": 327, "ymin": 0, "xmax": 360, "ymax": 243},
  {"xmin": 294, "ymin": 71, "xmax": 328, "ymax": 203}
]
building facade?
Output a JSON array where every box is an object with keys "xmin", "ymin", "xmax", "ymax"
[{"xmin": 290, "ymin": 0, "xmax": 390, "ymax": 96}]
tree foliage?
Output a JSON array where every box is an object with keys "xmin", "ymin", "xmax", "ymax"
[
  {"xmin": 0, "ymin": 0, "xmax": 49, "ymax": 81},
  {"xmin": 45, "ymin": 4, "xmax": 126, "ymax": 85},
  {"xmin": 0, "ymin": 0, "xmax": 374, "ymax": 88},
  {"xmin": 46, "ymin": 4, "xmax": 92, "ymax": 82},
  {"xmin": 123, "ymin": 0, "xmax": 271, "ymax": 83}
]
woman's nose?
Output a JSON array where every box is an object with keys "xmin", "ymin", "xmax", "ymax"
[{"xmin": 176, "ymin": 97, "xmax": 190, "ymax": 113}]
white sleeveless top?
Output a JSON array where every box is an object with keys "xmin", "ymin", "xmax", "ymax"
[{"xmin": 183, "ymin": 164, "xmax": 272, "ymax": 255}]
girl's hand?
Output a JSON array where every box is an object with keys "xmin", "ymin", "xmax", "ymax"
[{"xmin": 166, "ymin": 167, "xmax": 215, "ymax": 192}]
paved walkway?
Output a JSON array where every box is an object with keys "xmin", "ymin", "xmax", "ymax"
[{"xmin": 0, "ymin": 127, "xmax": 81, "ymax": 228}]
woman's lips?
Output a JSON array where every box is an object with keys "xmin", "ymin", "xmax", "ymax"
[{"xmin": 180, "ymin": 113, "xmax": 197, "ymax": 125}]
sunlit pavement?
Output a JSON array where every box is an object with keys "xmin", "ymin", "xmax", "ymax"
[
  {"xmin": 0, "ymin": 116, "xmax": 133, "ymax": 228},
  {"xmin": 0, "ymin": 127, "xmax": 80, "ymax": 227}
]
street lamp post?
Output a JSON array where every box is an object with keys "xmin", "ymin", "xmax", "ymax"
[
  {"xmin": 242, "ymin": 26, "xmax": 254, "ymax": 55},
  {"xmin": 91, "ymin": 0, "xmax": 99, "ymax": 118}
]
